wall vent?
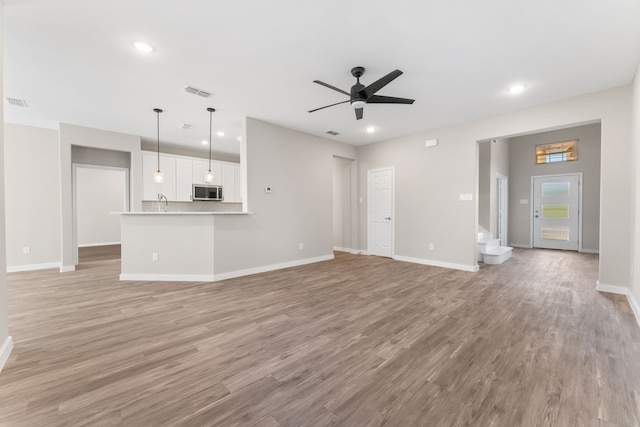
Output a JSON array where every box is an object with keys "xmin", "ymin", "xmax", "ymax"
[
  {"xmin": 181, "ymin": 123, "xmax": 192, "ymax": 129},
  {"xmin": 6, "ymin": 97, "xmax": 28, "ymax": 107},
  {"xmin": 326, "ymin": 130, "xmax": 339, "ymax": 136},
  {"xmin": 184, "ymin": 85, "xmax": 212, "ymax": 98}
]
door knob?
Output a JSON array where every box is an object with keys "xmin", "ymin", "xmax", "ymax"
[{"xmin": 385, "ymin": 217, "xmax": 391, "ymax": 220}]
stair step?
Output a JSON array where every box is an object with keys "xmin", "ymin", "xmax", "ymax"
[
  {"xmin": 481, "ymin": 246, "xmax": 513, "ymax": 265},
  {"xmin": 478, "ymin": 238, "xmax": 501, "ymax": 251}
]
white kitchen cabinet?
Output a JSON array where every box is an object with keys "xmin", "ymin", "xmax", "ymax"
[
  {"xmin": 175, "ymin": 158, "xmax": 193, "ymax": 202},
  {"xmin": 193, "ymin": 160, "xmax": 222, "ymax": 186},
  {"xmin": 234, "ymin": 164, "xmax": 241, "ymax": 203},
  {"xmin": 142, "ymin": 152, "xmax": 176, "ymax": 201}
]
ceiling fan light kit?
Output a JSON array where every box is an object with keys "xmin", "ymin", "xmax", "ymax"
[{"xmin": 309, "ymin": 66, "xmax": 415, "ymax": 120}]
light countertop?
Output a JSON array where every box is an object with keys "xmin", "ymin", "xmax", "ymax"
[{"xmin": 113, "ymin": 211, "xmax": 252, "ymax": 215}]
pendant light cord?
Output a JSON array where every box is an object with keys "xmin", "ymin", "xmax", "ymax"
[
  {"xmin": 153, "ymin": 108, "xmax": 163, "ymax": 171},
  {"xmin": 209, "ymin": 110, "xmax": 212, "ymax": 170}
]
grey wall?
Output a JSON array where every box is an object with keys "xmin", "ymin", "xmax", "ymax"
[
  {"xmin": 508, "ymin": 123, "xmax": 601, "ymax": 251},
  {"xmin": 4, "ymin": 124, "xmax": 61, "ymax": 268},
  {"xmin": 478, "ymin": 142, "xmax": 490, "ymax": 231},
  {"xmin": 212, "ymin": 118, "xmax": 357, "ymax": 274},
  {"xmin": 72, "ymin": 145, "xmax": 130, "ymax": 168},
  {"xmin": 0, "ymin": 2, "xmax": 11, "ymax": 368},
  {"xmin": 630, "ymin": 60, "xmax": 640, "ymax": 306},
  {"xmin": 140, "ymin": 141, "xmax": 240, "ymax": 164},
  {"xmin": 333, "ymin": 157, "xmax": 353, "ymax": 250}
]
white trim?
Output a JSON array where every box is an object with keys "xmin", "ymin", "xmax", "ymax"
[
  {"xmin": 496, "ymin": 173, "xmax": 508, "ymax": 246},
  {"xmin": 213, "ymin": 255, "xmax": 335, "ymax": 282},
  {"xmin": 77, "ymin": 241, "xmax": 121, "ymax": 248},
  {"xmin": 333, "ymin": 246, "xmax": 354, "ymax": 253},
  {"xmin": 580, "ymin": 248, "xmax": 600, "ymax": 254},
  {"xmin": 394, "ymin": 255, "xmax": 480, "ymax": 273},
  {"xmin": 120, "ymin": 274, "xmax": 215, "ymax": 282},
  {"xmin": 60, "ymin": 265, "xmax": 76, "ymax": 273},
  {"xmin": 0, "ymin": 336, "xmax": 14, "ymax": 373},
  {"xmin": 509, "ymin": 243, "xmax": 532, "ymax": 249},
  {"xmin": 7, "ymin": 262, "xmax": 61, "ymax": 273},
  {"xmin": 628, "ymin": 294, "xmax": 640, "ymax": 329},
  {"xmin": 596, "ymin": 282, "xmax": 640, "ymax": 328}
]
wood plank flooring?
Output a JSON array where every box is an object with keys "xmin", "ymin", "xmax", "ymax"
[{"xmin": 1, "ymin": 248, "xmax": 639, "ymax": 426}]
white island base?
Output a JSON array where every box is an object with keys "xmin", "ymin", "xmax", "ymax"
[{"xmin": 118, "ymin": 212, "xmax": 334, "ymax": 282}]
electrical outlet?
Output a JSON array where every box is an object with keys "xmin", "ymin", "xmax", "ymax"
[
  {"xmin": 152, "ymin": 252, "xmax": 159, "ymax": 262},
  {"xmin": 429, "ymin": 243, "xmax": 434, "ymax": 250},
  {"xmin": 299, "ymin": 243, "xmax": 304, "ymax": 250},
  {"xmin": 23, "ymin": 246, "xmax": 31, "ymax": 255}
]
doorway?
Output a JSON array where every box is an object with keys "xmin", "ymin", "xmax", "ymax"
[
  {"xmin": 532, "ymin": 173, "xmax": 581, "ymax": 251},
  {"xmin": 367, "ymin": 167, "xmax": 394, "ymax": 257}
]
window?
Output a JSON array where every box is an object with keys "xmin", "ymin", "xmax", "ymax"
[{"xmin": 535, "ymin": 139, "xmax": 578, "ymax": 165}]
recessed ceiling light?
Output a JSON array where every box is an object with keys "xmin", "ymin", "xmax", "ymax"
[
  {"xmin": 508, "ymin": 84, "xmax": 526, "ymax": 95},
  {"xmin": 201, "ymin": 140, "xmax": 208, "ymax": 145},
  {"xmin": 133, "ymin": 41, "xmax": 154, "ymax": 53},
  {"xmin": 217, "ymin": 131, "xmax": 224, "ymax": 137},
  {"xmin": 366, "ymin": 126, "xmax": 376, "ymax": 134}
]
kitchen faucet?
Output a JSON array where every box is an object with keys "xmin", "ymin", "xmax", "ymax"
[{"xmin": 157, "ymin": 194, "xmax": 168, "ymax": 212}]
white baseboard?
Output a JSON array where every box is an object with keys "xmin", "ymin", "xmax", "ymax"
[
  {"xmin": 355, "ymin": 250, "xmax": 370, "ymax": 255},
  {"xmin": 120, "ymin": 273, "xmax": 215, "ymax": 282},
  {"xmin": 213, "ymin": 254, "xmax": 335, "ymax": 282},
  {"xmin": 393, "ymin": 255, "xmax": 479, "ymax": 273},
  {"xmin": 60, "ymin": 265, "xmax": 76, "ymax": 273},
  {"xmin": 0, "ymin": 336, "xmax": 14, "ymax": 373},
  {"xmin": 7, "ymin": 262, "xmax": 61, "ymax": 273},
  {"xmin": 78, "ymin": 241, "xmax": 121, "ymax": 248},
  {"xmin": 596, "ymin": 281, "xmax": 640, "ymax": 328},
  {"xmin": 509, "ymin": 243, "xmax": 532, "ymax": 249},
  {"xmin": 333, "ymin": 247, "xmax": 354, "ymax": 253},
  {"xmin": 580, "ymin": 248, "xmax": 600, "ymax": 254}
]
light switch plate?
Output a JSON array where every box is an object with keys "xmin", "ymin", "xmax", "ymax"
[{"xmin": 459, "ymin": 193, "xmax": 473, "ymax": 201}]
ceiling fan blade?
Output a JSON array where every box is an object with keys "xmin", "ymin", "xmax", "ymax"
[
  {"xmin": 367, "ymin": 95, "xmax": 415, "ymax": 104},
  {"xmin": 313, "ymin": 80, "xmax": 350, "ymax": 96},
  {"xmin": 308, "ymin": 100, "xmax": 350, "ymax": 113},
  {"xmin": 355, "ymin": 107, "xmax": 363, "ymax": 120},
  {"xmin": 363, "ymin": 70, "xmax": 403, "ymax": 98}
]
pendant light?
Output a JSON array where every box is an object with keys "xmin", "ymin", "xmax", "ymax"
[
  {"xmin": 205, "ymin": 107, "xmax": 216, "ymax": 184},
  {"xmin": 153, "ymin": 108, "xmax": 164, "ymax": 183}
]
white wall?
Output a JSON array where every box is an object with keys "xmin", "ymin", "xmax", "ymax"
[
  {"xmin": 4, "ymin": 124, "xmax": 61, "ymax": 269},
  {"xmin": 508, "ymin": 123, "xmax": 601, "ymax": 251},
  {"xmin": 212, "ymin": 118, "xmax": 357, "ymax": 275},
  {"xmin": 59, "ymin": 124, "xmax": 141, "ymax": 271},
  {"xmin": 630, "ymin": 59, "xmax": 640, "ymax": 311},
  {"xmin": 75, "ymin": 166, "xmax": 127, "ymax": 247},
  {"xmin": 358, "ymin": 85, "xmax": 631, "ymax": 289}
]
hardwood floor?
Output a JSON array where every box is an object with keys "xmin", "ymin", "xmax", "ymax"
[{"xmin": 1, "ymin": 248, "xmax": 639, "ymax": 426}]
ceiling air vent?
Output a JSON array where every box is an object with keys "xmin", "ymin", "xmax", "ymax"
[
  {"xmin": 6, "ymin": 97, "xmax": 28, "ymax": 107},
  {"xmin": 184, "ymin": 85, "xmax": 212, "ymax": 98},
  {"xmin": 326, "ymin": 130, "xmax": 339, "ymax": 136}
]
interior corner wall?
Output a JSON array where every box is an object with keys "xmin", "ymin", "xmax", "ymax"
[
  {"xmin": 212, "ymin": 118, "xmax": 357, "ymax": 275},
  {"xmin": 488, "ymin": 138, "xmax": 509, "ymax": 238},
  {"xmin": 357, "ymin": 85, "xmax": 631, "ymax": 287},
  {"xmin": 0, "ymin": 1, "xmax": 11, "ymax": 370},
  {"xmin": 59, "ymin": 124, "xmax": 142, "ymax": 271},
  {"xmin": 478, "ymin": 142, "xmax": 491, "ymax": 231},
  {"xmin": 630, "ymin": 60, "xmax": 640, "ymax": 306},
  {"xmin": 4, "ymin": 124, "xmax": 62, "ymax": 268},
  {"xmin": 508, "ymin": 123, "xmax": 601, "ymax": 251},
  {"xmin": 333, "ymin": 157, "xmax": 353, "ymax": 250}
]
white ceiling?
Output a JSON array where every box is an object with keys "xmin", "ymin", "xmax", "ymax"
[{"xmin": 4, "ymin": 0, "xmax": 640, "ymax": 156}]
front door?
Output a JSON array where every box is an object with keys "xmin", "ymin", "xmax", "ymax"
[
  {"xmin": 368, "ymin": 168, "xmax": 394, "ymax": 257},
  {"xmin": 532, "ymin": 174, "xmax": 580, "ymax": 251}
]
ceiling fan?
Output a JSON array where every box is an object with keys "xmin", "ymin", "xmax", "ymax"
[{"xmin": 309, "ymin": 67, "xmax": 415, "ymax": 120}]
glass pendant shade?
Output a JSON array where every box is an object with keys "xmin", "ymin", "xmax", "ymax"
[
  {"xmin": 154, "ymin": 169, "xmax": 164, "ymax": 183},
  {"xmin": 205, "ymin": 170, "xmax": 214, "ymax": 184}
]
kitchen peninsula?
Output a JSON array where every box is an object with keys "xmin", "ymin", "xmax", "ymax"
[{"xmin": 119, "ymin": 211, "xmax": 252, "ymax": 282}]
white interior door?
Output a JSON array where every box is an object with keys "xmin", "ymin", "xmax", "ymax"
[
  {"xmin": 496, "ymin": 174, "xmax": 508, "ymax": 246},
  {"xmin": 532, "ymin": 174, "xmax": 580, "ymax": 250},
  {"xmin": 368, "ymin": 168, "xmax": 394, "ymax": 257}
]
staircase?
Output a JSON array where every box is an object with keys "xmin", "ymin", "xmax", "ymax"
[{"xmin": 478, "ymin": 226, "xmax": 513, "ymax": 265}]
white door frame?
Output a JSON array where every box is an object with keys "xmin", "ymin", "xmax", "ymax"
[
  {"xmin": 496, "ymin": 173, "xmax": 508, "ymax": 246},
  {"xmin": 367, "ymin": 166, "xmax": 395, "ymax": 257},
  {"xmin": 530, "ymin": 172, "xmax": 583, "ymax": 251},
  {"xmin": 72, "ymin": 163, "xmax": 130, "ymax": 264}
]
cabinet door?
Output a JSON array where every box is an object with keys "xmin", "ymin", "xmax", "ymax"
[
  {"xmin": 158, "ymin": 156, "xmax": 176, "ymax": 201},
  {"xmin": 142, "ymin": 152, "xmax": 160, "ymax": 201},
  {"xmin": 193, "ymin": 160, "xmax": 221, "ymax": 185},
  {"xmin": 175, "ymin": 158, "xmax": 193, "ymax": 202},
  {"xmin": 221, "ymin": 163, "xmax": 235, "ymax": 202}
]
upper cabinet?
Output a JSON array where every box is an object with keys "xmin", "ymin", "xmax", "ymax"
[{"xmin": 142, "ymin": 151, "xmax": 241, "ymax": 203}]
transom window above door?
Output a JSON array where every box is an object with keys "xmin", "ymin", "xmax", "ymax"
[{"xmin": 535, "ymin": 139, "xmax": 578, "ymax": 164}]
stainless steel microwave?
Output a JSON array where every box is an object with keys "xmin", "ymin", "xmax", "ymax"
[{"xmin": 192, "ymin": 184, "xmax": 223, "ymax": 201}]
